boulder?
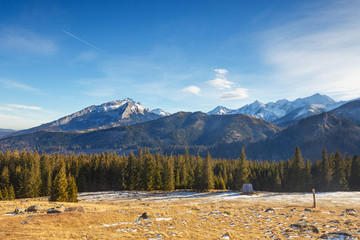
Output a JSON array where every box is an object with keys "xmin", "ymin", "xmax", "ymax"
[
  {"xmin": 264, "ymin": 208, "xmax": 274, "ymax": 213},
  {"xmin": 139, "ymin": 212, "xmax": 154, "ymax": 220},
  {"xmin": 289, "ymin": 220, "xmax": 319, "ymax": 233},
  {"xmin": 27, "ymin": 205, "xmax": 42, "ymax": 213},
  {"xmin": 330, "ymin": 230, "xmax": 358, "ymax": 237},
  {"xmin": 14, "ymin": 207, "xmax": 26, "ymax": 215},
  {"xmin": 47, "ymin": 207, "xmax": 65, "ymax": 214},
  {"xmin": 64, "ymin": 206, "xmax": 85, "ymax": 212}
]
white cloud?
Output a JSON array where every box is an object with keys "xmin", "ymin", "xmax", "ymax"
[
  {"xmin": 207, "ymin": 69, "xmax": 234, "ymax": 90},
  {"xmin": 221, "ymin": 88, "xmax": 249, "ymax": 100},
  {"xmin": 0, "ymin": 27, "xmax": 57, "ymax": 55},
  {"xmin": 261, "ymin": 1, "xmax": 360, "ymax": 100},
  {"xmin": 7, "ymin": 104, "xmax": 42, "ymax": 111},
  {"xmin": 182, "ymin": 85, "xmax": 201, "ymax": 95},
  {"xmin": 0, "ymin": 79, "xmax": 39, "ymax": 92}
]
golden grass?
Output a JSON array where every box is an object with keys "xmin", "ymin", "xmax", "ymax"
[{"xmin": 0, "ymin": 192, "xmax": 359, "ymax": 239}]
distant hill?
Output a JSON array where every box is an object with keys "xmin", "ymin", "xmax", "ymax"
[
  {"xmin": 0, "ymin": 129, "xmax": 17, "ymax": 139},
  {"xmin": 0, "ymin": 112, "xmax": 281, "ymax": 155},
  {"xmin": 331, "ymin": 100, "xmax": 360, "ymax": 125},
  {"xmin": 244, "ymin": 112, "xmax": 360, "ymax": 160}
]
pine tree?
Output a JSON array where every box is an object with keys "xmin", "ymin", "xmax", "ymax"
[
  {"xmin": 50, "ymin": 163, "xmax": 68, "ymax": 202},
  {"xmin": 287, "ymin": 146, "xmax": 309, "ymax": 192},
  {"xmin": 201, "ymin": 152, "xmax": 214, "ymax": 191},
  {"xmin": 349, "ymin": 155, "xmax": 360, "ymax": 190},
  {"xmin": 320, "ymin": 149, "xmax": 332, "ymax": 191},
  {"xmin": 67, "ymin": 174, "xmax": 78, "ymax": 202},
  {"xmin": 126, "ymin": 152, "xmax": 137, "ymax": 190},
  {"xmin": 162, "ymin": 156, "xmax": 174, "ymax": 191},
  {"xmin": 7, "ymin": 185, "xmax": 15, "ymax": 200},
  {"xmin": 331, "ymin": 150, "xmax": 348, "ymax": 191},
  {"xmin": 235, "ymin": 146, "xmax": 250, "ymax": 190}
]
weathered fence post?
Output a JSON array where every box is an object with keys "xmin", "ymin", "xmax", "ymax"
[{"xmin": 312, "ymin": 189, "xmax": 316, "ymax": 208}]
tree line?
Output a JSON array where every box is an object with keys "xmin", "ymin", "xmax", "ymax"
[{"xmin": 0, "ymin": 146, "xmax": 360, "ymax": 202}]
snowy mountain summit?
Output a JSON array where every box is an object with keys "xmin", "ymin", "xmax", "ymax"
[
  {"xmin": 207, "ymin": 106, "xmax": 231, "ymax": 115},
  {"xmin": 208, "ymin": 93, "xmax": 343, "ymax": 126},
  {"xmin": 23, "ymin": 98, "xmax": 166, "ymax": 133}
]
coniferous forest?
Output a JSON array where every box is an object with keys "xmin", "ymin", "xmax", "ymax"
[{"xmin": 0, "ymin": 147, "xmax": 360, "ymax": 202}]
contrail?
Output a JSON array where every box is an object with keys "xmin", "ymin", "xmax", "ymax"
[{"xmin": 61, "ymin": 29, "xmax": 104, "ymax": 53}]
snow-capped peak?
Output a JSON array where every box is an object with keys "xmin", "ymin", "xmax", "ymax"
[
  {"xmin": 207, "ymin": 106, "xmax": 231, "ymax": 115},
  {"xmin": 151, "ymin": 108, "xmax": 171, "ymax": 116}
]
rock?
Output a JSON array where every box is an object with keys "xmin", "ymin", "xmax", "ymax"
[
  {"xmin": 319, "ymin": 233, "xmax": 329, "ymax": 239},
  {"xmin": 27, "ymin": 205, "xmax": 42, "ymax": 213},
  {"xmin": 14, "ymin": 208, "xmax": 26, "ymax": 215},
  {"xmin": 139, "ymin": 212, "xmax": 153, "ymax": 220},
  {"xmin": 265, "ymin": 208, "xmax": 275, "ymax": 213},
  {"xmin": 304, "ymin": 208, "xmax": 312, "ymax": 212},
  {"xmin": 47, "ymin": 207, "xmax": 65, "ymax": 214},
  {"xmin": 64, "ymin": 206, "xmax": 85, "ymax": 212},
  {"xmin": 330, "ymin": 230, "xmax": 358, "ymax": 237},
  {"xmin": 221, "ymin": 233, "xmax": 231, "ymax": 239},
  {"xmin": 289, "ymin": 221, "xmax": 319, "ymax": 233},
  {"xmin": 345, "ymin": 208, "xmax": 357, "ymax": 216}
]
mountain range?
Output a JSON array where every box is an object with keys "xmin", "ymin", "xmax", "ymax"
[
  {"xmin": 208, "ymin": 93, "xmax": 346, "ymax": 127},
  {"xmin": 1, "ymin": 94, "xmax": 359, "ymax": 160}
]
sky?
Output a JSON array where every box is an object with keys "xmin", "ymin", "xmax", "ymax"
[{"xmin": 1, "ymin": 0, "xmax": 360, "ymax": 130}]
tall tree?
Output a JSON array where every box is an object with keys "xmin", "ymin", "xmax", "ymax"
[
  {"xmin": 200, "ymin": 152, "xmax": 214, "ymax": 191},
  {"xmin": 235, "ymin": 146, "xmax": 250, "ymax": 190},
  {"xmin": 50, "ymin": 163, "xmax": 68, "ymax": 202}
]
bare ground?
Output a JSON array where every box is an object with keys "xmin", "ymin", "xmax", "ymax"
[{"xmin": 1, "ymin": 191, "xmax": 360, "ymax": 239}]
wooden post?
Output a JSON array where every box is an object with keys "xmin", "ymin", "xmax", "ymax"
[{"xmin": 312, "ymin": 189, "xmax": 316, "ymax": 208}]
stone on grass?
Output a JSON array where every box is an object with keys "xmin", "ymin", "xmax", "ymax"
[
  {"xmin": 64, "ymin": 206, "xmax": 85, "ymax": 212},
  {"xmin": 47, "ymin": 207, "xmax": 65, "ymax": 214},
  {"xmin": 27, "ymin": 205, "xmax": 42, "ymax": 212},
  {"xmin": 289, "ymin": 220, "xmax": 319, "ymax": 233},
  {"xmin": 265, "ymin": 208, "xmax": 274, "ymax": 213},
  {"xmin": 139, "ymin": 212, "xmax": 154, "ymax": 220},
  {"xmin": 14, "ymin": 208, "xmax": 26, "ymax": 215}
]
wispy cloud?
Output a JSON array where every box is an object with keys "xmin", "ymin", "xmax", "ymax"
[
  {"xmin": 221, "ymin": 88, "xmax": 249, "ymax": 100},
  {"xmin": 0, "ymin": 79, "xmax": 39, "ymax": 92},
  {"xmin": 207, "ymin": 69, "xmax": 234, "ymax": 90},
  {"xmin": 7, "ymin": 104, "xmax": 42, "ymax": 110},
  {"xmin": 182, "ymin": 85, "xmax": 201, "ymax": 95},
  {"xmin": 261, "ymin": 1, "xmax": 360, "ymax": 100},
  {"xmin": 0, "ymin": 27, "xmax": 57, "ymax": 55},
  {"xmin": 61, "ymin": 29, "xmax": 104, "ymax": 53}
]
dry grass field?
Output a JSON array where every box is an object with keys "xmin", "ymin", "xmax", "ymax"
[{"xmin": 1, "ymin": 191, "xmax": 360, "ymax": 239}]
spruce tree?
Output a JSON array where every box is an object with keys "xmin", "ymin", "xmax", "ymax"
[
  {"xmin": 320, "ymin": 149, "xmax": 332, "ymax": 191},
  {"xmin": 67, "ymin": 174, "xmax": 78, "ymax": 202},
  {"xmin": 349, "ymin": 155, "xmax": 360, "ymax": 190},
  {"xmin": 287, "ymin": 146, "xmax": 308, "ymax": 192},
  {"xmin": 7, "ymin": 185, "xmax": 15, "ymax": 200},
  {"xmin": 201, "ymin": 152, "xmax": 214, "ymax": 191},
  {"xmin": 50, "ymin": 163, "xmax": 68, "ymax": 202},
  {"xmin": 162, "ymin": 156, "xmax": 174, "ymax": 191},
  {"xmin": 235, "ymin": 146, "xmax": 250, "ymax": 190},
  {"xmin": 331, "ymin": 150, "xmax": 348, "ymax": 191}
]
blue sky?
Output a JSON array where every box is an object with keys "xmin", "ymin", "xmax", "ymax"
[{"xmin": 1, "ymin": 0, "xmax": 360, "ymax": 130}]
